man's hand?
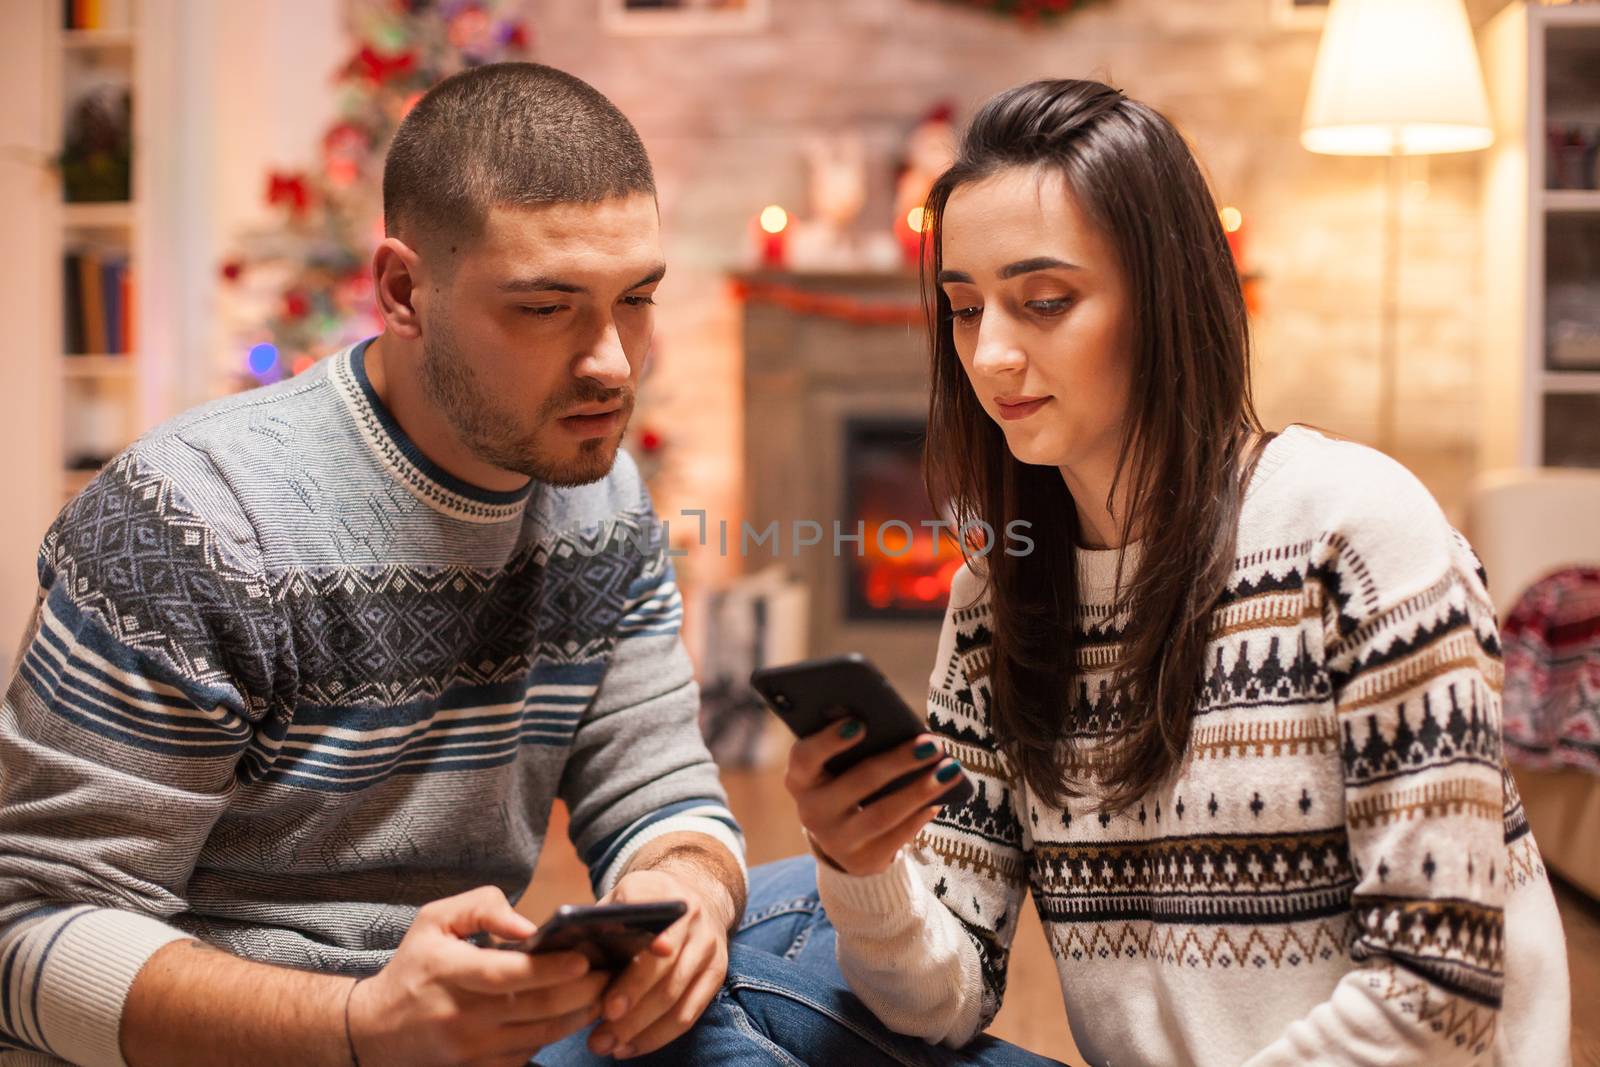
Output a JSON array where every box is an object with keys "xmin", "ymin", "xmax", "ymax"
[
  {"xmin": 585, "ymin": 866, "xmax": 733, "ymax": 1059},
  {"xmin": 348, "ymin": 885, "xmax": 610, "ymax": 1067}
]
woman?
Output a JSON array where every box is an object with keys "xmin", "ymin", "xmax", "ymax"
[{"xmin": 786, "ymin": 80, "xmax": 1572, "ymax": 1066}]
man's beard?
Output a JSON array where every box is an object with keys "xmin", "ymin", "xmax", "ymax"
[{"xmin": 419, "ymin": 318, "xmax": 631, "ymax": 489}]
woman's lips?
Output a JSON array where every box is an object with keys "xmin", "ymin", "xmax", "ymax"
[{"xmin": 995, "ymin": 396, "xmax": 1050, "ymax": 421}]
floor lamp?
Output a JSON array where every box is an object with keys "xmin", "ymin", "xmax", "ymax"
[{"xmin": 1301, "ymin": 0, "xmax": 1495, "ymax": 455}]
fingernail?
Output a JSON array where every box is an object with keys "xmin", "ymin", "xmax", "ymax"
[
  {"xmin": 591, "ymin": 1032, "xmax": 615, "ymax": 1054},
  {"xmin": 606, "ymin": 994, "xmax": 629, "ymax": 1020},
  {"xmin": 913, "ymin": 741, "xmax": 938, "ymax": 760},
  {"xmin": 838, "ymin": 720, "xmax": 862, "ymax": 739},
  {"xmin": 616, "ymin": 1046, "xmax": 635, "ymax": 1058},
  {"xmin": 936, "ymin": 760, "xmax": 963, "ymax": 783}
]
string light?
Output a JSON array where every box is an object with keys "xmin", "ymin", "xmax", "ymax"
[
  {"xmin": 1219, "ymin": 206, "xmax": 1244, "ymax": 233},
  {"xmin": 247, "ymin": 343, "xmax": 280, "ymax": 376},
  {"xmin": 906, "ymin": 206, "xmax": 928, "ymax": 233},
  {"xmin": 291, "ymin": 355, "xmax": 316, "ymax": 376}
]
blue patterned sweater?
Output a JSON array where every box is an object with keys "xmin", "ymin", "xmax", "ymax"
[{"xmin": 0, "ymin": 340, "xmax": 742, "ymax": 1066}]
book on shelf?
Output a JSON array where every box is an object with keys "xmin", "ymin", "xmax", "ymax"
[
  {"xmin": 63, "ymin": 0, "xmax": 131, "ymax": 31},
  {"xmin": 63, "ymin": 248, "xmax": 132, "ymax": 356}
]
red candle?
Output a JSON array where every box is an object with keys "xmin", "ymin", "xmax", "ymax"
[
  {"xmin": 755, "ymin": 205, "xmax": 789, "ymax": 270},
  {"xmin": 1220, "ymin": 205, "xmax": 1247, "ymax": 267},
  {"xmin": 896, "ymin": 206, "xmax": 929, "ymax": 268}
]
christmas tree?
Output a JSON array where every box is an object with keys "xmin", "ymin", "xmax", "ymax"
[
  {"xmin": 220, "ymin": 0, "xmax": 533, "ymax": 387},
  {"xmin": 222, "ymin": 0, "xmax": 680, "ymax": 492}
]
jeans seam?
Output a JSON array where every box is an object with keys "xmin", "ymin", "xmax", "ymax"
[
  {"xmin": 728, "ymin": 999, "xmax": 810, "ymax": 1067},
  {"xmin": 730, "ymin": 976, "xmax": 942, "ymax": 1067},
  {"xmin": 737, "ymin": 896, "xmax": 820, "ymax": 932},
  {"xmin": 780, "ymin": 920, "xmax": 812, "ymax": 961}
]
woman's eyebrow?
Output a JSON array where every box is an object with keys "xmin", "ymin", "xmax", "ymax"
[
  {"xmin": 938, "ymin": 258, "xmax": 1083, "ymax": 285},
  {"xmin": 997, "ymin": 256, "xmax": 1082, "ymax": 279}
]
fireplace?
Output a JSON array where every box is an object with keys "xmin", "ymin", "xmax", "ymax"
[
  {"xmin": 842, "ymin": 417, "xmax": 959, "ymax": 622},
  {"xmin": 740, "ymin": 270, "xmax": 945, "ymax": 702}
]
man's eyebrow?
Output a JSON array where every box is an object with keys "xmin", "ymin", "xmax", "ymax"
[
  {"xmin": 498, "ymin": 276, "xmax": 585, "ymax": 294},
  {"xmin": 496, "ymin": 263, "xmax": 667, "ymax": 295},
  {"xmin": 628, "ymin": 265, "xmax": 667, "ymax": 289},
  {"xmin": 998, "ymin": 256, "xmax": 1081, "ymax": 279}
]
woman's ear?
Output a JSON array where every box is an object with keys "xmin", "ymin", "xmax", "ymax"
[{"xmin": 372, "ymin": 237, "xmax": 423, "ymax": 339}]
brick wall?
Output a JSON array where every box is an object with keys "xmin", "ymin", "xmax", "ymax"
[{"xmin": 533, "ymin": 0, "xmax": 1510, "ymax": 594}]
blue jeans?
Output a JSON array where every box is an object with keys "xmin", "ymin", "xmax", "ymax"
[{"xmin": 535, "ymin": 855, "xmax": 1063, "ymax": 1066}]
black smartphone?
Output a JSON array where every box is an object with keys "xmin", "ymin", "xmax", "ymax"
[
  {"xmin": 479, "ymin": 901, "xmax": 688, "ymax": 972},
  {"xmin": 750, "ymin": 653, "xmax": 974, "ymax": 808}
]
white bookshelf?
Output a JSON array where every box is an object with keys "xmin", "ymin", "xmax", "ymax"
[
  {"xmin": 1543, "ymin": 370, "xmax": 1600, "ymax": 393},
  {"xmin": 45, "ymin": 1, "xmax": 188, "ymax": 503},
  {"xmin": 0, "ymin": 1, "xmax": 192, "ymax": 674},
  {"xmin": 52, "ymin": 6, "xmax": 133, "ymax": 495},
  {"xmin": 1545, "ymin": 189, "xmax": 1600, "ymax": 212},
  {"xmin": 1481, "ymin": 2, "xmax": 1600, "ymax": 472},
  {"xmin": 61, "ymin": 28, "xmax": 136, "ymax": 50},
  {"xmin": 63, "ymin": 356, "xmax": 138, "ymax": 380},
  {"xmin": 61, "ymin": 200, "xmax": 136, "ymax": 228}
]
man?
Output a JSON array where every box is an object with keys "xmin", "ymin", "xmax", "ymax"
[
  {"xmin": 1, "ymin": 62, "xmax": 1066, "ymax": 1067},
  {"xmin": 0, "ymin": 64, "xmax": 743, "ymax": 1066}
]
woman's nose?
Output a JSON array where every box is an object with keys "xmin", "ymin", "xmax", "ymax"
[{"xmin": 971, "ymin": 323, "xmax": 1027, "ymax": 377}]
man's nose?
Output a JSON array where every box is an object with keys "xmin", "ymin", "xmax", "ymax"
[{"xmin": 575, "ymin": 321, "xmax": 631, "ymax": 388}]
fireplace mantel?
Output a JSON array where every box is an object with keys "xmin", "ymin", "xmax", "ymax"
[{"xmin": 738, "ymin": 269, "xmax": 943, "ymax": 702}]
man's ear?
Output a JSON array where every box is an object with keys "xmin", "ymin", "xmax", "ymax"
[{"xmin": 373, "ymin": 237, "xmax": 424, "ymax": 339}]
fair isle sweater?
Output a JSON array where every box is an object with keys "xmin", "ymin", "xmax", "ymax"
[
  {"xmin": 819, "ymin": 427, "xmax": 1571, "ymax": 1066},
  {"xmin": 0, "ymin": 339, "xmax": 743, "ymax": 1067}
]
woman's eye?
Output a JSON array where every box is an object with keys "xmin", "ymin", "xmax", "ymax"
[
  {"xmin": 949, "ymin": 306, "xmax": 982, "ymax": 324},
  {"xmin": 1026, "ymin": 298, "xmax": 1073, "ymax": 316},
  {"xmin": 621, "ymin": 295, "xmax": 657, "ymax": 308}
]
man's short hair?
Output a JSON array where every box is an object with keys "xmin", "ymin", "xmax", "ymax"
[{"xmin": 383, "ymin": 62, "xmax": 655, "ymax": 257}]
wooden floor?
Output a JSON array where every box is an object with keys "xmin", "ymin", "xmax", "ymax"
[
  {"xmin": 1559, "ymin": 874, "xmax": 1600, "ymax": 1067},
  {"xmin": 522, "ymin": 761, "xmax": 1600, "ymax": 1066}
]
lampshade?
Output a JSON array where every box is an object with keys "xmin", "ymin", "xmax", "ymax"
[{"xmin": 1301, "ymin": 0, "xmax": 1494, "ymax": 156}]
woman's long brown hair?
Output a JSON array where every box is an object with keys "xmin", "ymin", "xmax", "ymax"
[{"xmin": 923, "ymin": 80, "xmax": 1265, "ymax": 812}]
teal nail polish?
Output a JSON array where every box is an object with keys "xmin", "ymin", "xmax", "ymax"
[
  {"xmin": 838, "ymin": 720, "xmax": 862, "ymax": 739},
  {"xmin": 936, "ymin": 760, "xmax": 963, "ymax": 783},
  {"xmin": 913, "ymin": 741, "xmax": 938, "ymax": 760}
]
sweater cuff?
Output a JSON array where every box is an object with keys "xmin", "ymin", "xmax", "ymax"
[
  {"xmin": 11, "ymin": 905, "xmax": 189, "ymax": 1067},
  {"xmin": 814, "ymin": 847, "xmax": 922, "ymax": 919},
  {"xmin": 595, "ymin": 811, "xmax": 748, "ymax": 899}
]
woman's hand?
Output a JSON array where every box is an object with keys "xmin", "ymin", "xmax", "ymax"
[{"xmin": 783, "ymin": 718, "xmax": 963, "ymax": 876}]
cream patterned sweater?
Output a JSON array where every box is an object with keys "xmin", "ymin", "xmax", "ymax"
[{"xmin": 818, "ymin": 427, "xmax": 1571, "ymax": 1066}]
